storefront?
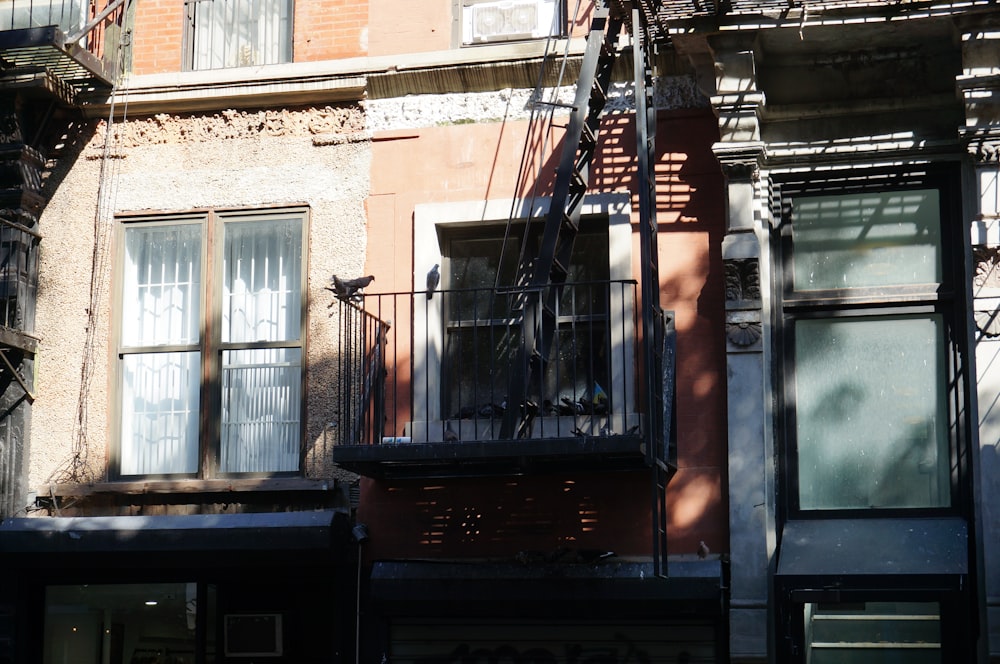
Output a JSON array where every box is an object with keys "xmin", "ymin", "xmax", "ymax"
[{"xmin": 0, "ymin": 511, "xmax": 354, "ymax": 664}]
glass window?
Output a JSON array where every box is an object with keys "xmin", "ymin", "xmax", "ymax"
[
  {"xmin": 442, "ymin": 223, "xmax": 610, "ymax": 419},
  {"xmin": 804, "ymin": 601, "xmax": 941, "ymax": 664},
  {"xmin": 44, "ymin": 583, "xmax": 198, "ymax": 664},
  {"xmin": 186, "ymin": 0, "xmax": 293, "ymax": 71},
  {"xmin": 794, "ymin": 315, "xmax": 950, "ymax": 509},
  {"xmin": 782, "ymin": 177, "xmax": 963, "ymax": 514},
  {"xmin": 791, "ymin": 190, "xmax": 942, "ymax": 291},
  {"xmin": 118, "ymin": 211, "xmax": 305, "ymax": 478},
  {"xmin": 0, "ymin": 0, "xmax": 86, "ymax": 33}
]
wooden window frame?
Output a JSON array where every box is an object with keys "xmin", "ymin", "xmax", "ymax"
[{"xmin": 112, "ymin": 207, "xmax": 309, "ymax": 480}]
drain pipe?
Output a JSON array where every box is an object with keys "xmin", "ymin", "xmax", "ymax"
[{"xmin": 351, "ymin": 524, "xmax": 370, "ymax": 664}]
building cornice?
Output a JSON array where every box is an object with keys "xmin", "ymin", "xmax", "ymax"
[{"xmin": 80, "ymin": 39, "xmax": 590, "ymax": 118}]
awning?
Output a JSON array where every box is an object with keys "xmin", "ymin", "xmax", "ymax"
[
  {"xmin": 776, "ymin": 517, "xmax": 968, "ymax": 577},
  {"xmin": 370, "ymin": 559, "xmax": 725, "ymax": 619},
  {"xmin": 0, "ymin": 510, "xmax": 342, "ymax": 554}
]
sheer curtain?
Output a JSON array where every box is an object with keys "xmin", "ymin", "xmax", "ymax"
[
  {"xmin": 120, "ymin": 224, "xmax": 202, "ymax": 475},
  {"xmin": 220, "ymin": 218, "xmax": 302, "ymax": 473},
  {"xmin": 189, "ymin": 0, "xmax": 293, "ymax": 70}
]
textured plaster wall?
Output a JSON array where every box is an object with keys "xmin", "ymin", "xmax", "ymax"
[{"xmin": 30, "ymin": 106, "xmax": 370, "ymax": 489}]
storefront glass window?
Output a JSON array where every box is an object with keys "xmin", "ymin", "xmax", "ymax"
[{"xmin": 44, "ymin": 583, "xmax": 198, "ymax": 664}]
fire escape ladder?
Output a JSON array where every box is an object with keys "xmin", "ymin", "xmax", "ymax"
[
  {"xmin": 626, "ymin": 4, "xmax": 675, "ymax": 578},
  {"xmin": 499, "ymin": 2, "xmax": 624, "ymax": 439}
]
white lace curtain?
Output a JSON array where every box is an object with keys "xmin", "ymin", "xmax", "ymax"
[{"xmin": 120, "ymin": 218, "xmax": 302, "ymax": 476}]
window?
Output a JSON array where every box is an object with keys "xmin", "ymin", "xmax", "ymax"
[
  {"xmin": 412, "ymin": 194, "xmax": 634, "ymax": 440},
  {"xmin": 117, "ymin": 209, "xmax": 306, "ymax": 478},
  {"xmin": 184, "ymin": 0, "xmax": 293, "ymax": 71},
  {"xmin": 459, "ymin": 0, "xmax": 563, "ymax": 46},
  {"xmin": 0, "ymin": 0, "xmax": 86, "ymax": 33},
  {"xmin": 803, "ymin": 601, "xmax": 941, "ymax": 663},
  {"xmin": 45, "ymin": 583, "xmax": 203, "ymax": 663},
  {"xmin": 779, "ymin": 168, "xmax": 967, "ymax": 512},
  {"xmin": 442, "ymin": 220, "xmax": 610, "ymax": 418}
]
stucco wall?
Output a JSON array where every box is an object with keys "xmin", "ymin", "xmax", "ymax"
[{"xmin": 30, "ymin": 105, "xmax": 370, "ymax": 489}]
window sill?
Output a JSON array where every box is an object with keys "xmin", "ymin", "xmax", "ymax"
[{"xmin": 39, "ymin": 477, "xmax": 335, "ymax": 499}]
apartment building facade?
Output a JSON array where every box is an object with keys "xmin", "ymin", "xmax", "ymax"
[{"xmin": 0, "ymin": 0, "xmax": 995, "ymax": 663}]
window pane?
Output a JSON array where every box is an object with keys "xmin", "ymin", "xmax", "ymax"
[
  {"xmin": 45, "ymin": 583, "xmax": 197, "ymax": 664},
  {"xmin": 221, "ymin": 348, "xmax": 301, "ymax": 473},
  {"xmin": 191, "ymin": 0, "xmax": 293, "ymax": 70},
  {"xmin": 792, "ymin": 190, "xmax": 941, "ymax": 290},
  {"xmin": 0, "ymin": 0, "xmax": 86, "ymax": 33},
  {"xmin": 223, "ymin": 218, "xmax": 302, "ymax": 344},
  {"xmin": 122, "ymin": 224, "xmax": 201, "ymax": 347},
  {"xmin": 795, "ymin": 316, "xmax": 949, "ymax": 509},
  {"xmin": 804, "ymin": 602, "xmax": 941, "ymax": 664},
  {"xmin": 443, "ymin": 226, "xmax": 610, "ymax": 417},
  {"xmin": 121, "ymin": 351, "xmax": 200, "ymax": 475}
]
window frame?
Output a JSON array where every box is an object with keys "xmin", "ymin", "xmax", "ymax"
[
  {"xmin": 112, "ymin": 206, "xmax": 309, "ymax": 480},
  {"xmin": 775, "ymin": 164, "xmax": 971, "ymax": 519},
  {"xmin": 438, "ymin": 218, "xmax": 612, "ymax": 420},
  {"xmin": 412, "ymin": 194, "xmax": 634, "ymax": 440},
  {"xmin": 182, "ymin": 0, "xmax": 295, "ymax": 72}
]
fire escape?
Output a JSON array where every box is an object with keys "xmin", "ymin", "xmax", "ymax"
[
  {"xmin": 333, "ymin": 0, "xmax": 675, "ymax": 571},
  {"xmin": 0, "ymin": 0, "xmax": 131, "ymax": 519}
]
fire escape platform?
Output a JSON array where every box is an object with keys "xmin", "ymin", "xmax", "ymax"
[
  {"xmin": 332, "ymin": 433, "xmax": 648, "ymax": 479},
  {"xmin": 0, "ymin": 26, "xmax": 115, "ymax": 103}
]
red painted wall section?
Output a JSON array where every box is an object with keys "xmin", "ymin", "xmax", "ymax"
[
  {"xmin": 369, "ymin": 0, "xmax": 452, "ymax": 56},
  {"xmin": 360, "ymin": 107, "xmax": 727, "ymax": 562},
  {"xmin": 295, "ymin": 0, "xmax": 368, "ymax": 61},
  {"xmin": 368, "ymin": 0, "xmax": 596, "ymax": 57}
]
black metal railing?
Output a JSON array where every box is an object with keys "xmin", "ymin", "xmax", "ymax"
[
  {"xmin": 0, "ymin": 216, "xmax": 39, "ymax": 333},
  {"xmin": 331, "ymin": 280, "xmax": 641, "ymax": 447}
]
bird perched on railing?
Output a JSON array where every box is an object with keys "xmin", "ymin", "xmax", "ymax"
[
  {"xmin": 426, "ymin": 264, "xmax": 440, "ymax": 300},
  {"xmin": 328, "ymin": 274, "xmax": 374, "ymax": 302}
]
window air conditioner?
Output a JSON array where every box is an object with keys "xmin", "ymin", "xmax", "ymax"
[
  {"xmin": 462, "ymin": 0, "xmax": 558, "ymax": 44},
  {"xmin": 224, "ymin": 613, "xmax": 283, "ymax": 658}
]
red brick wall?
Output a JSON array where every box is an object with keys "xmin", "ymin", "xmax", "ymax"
[{"xmin": 130, "ymin": 0, "xmax": 185, "ymax": 74}]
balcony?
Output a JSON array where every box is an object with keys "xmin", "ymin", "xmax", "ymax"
[
  {"xmin": 0, "ymin": 0, "xmax": 129, "ymax": 100},
  {"xmin": 330, "ymin": 280, "xmax": 653, "ymax": 478}
]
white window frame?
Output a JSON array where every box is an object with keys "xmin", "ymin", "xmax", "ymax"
[{"xmin": 412, "ymin": 193, "xmax": 634, "ymax": 440}]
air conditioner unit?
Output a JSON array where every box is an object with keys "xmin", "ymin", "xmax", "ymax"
[
  {"xmin": 224, "ymin": 613, "xmax": 283, "ymax": 658},
  {"xmin": 462, "ymin": 0, "xmax": 558, "ymax": 44}
]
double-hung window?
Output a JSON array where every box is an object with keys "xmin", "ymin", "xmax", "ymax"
[
  {"xmin": 184, "ymin": 0, "xmax": 293, "ymax": 71},
  {"xmin": 779, "ymin": 167, "xmax": 968, "ymax": 513},
  {"xmin": 116, "ymin": 208, "xmax": 306, "ymax": 478}
]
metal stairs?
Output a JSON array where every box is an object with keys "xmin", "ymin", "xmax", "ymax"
[
  {"xmin": 498, "ymin": 2, "xmax": 625, "ymax": 440},
  {"xmin": 497, "ymin": 0, "xmax": 675, "ymax": 575}
]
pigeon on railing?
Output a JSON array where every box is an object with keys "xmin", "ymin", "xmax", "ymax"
[
  {"xmin": 328, "ymin": 274, "xmax": 375, "ymax": 302},
  {"xmin": 426, "ymin": 264, "xmax": 440, "ymax": 300}
]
